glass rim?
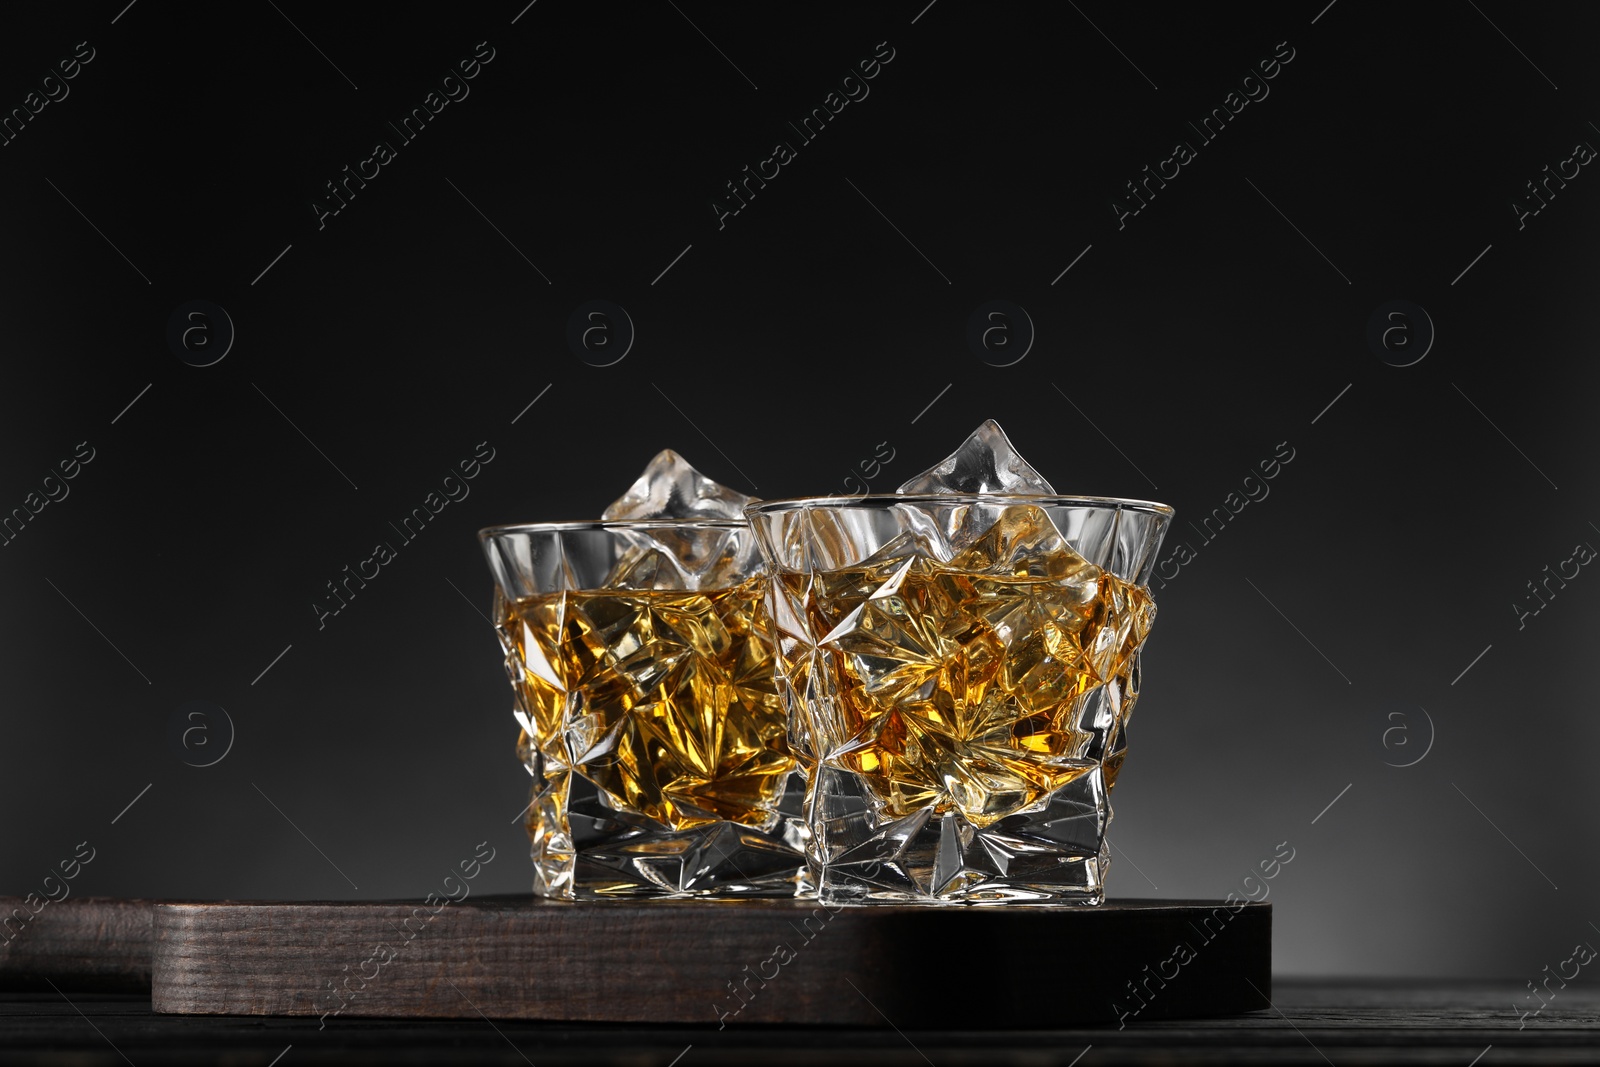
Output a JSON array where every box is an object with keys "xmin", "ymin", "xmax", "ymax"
[
  {"xmin": 478, "ymin": 518, "xmax": 751, "ymax": 541},
  {"xmin": 744, "ymin": 492, "xmax": 1174, "ymax": 517}
]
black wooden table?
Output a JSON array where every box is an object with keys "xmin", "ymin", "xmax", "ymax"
[{"xmin": 3, "ymin": 981, "xmax": 1596, "ymax": 1065}]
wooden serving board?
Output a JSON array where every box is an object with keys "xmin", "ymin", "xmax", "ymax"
[
  {"xmin": 0, "ymin": 897, "xmax": 153, "ymax": 992},
  {"xmin": 152, "ymin": 896, "xmax": 1270, "ymax": 1026}
]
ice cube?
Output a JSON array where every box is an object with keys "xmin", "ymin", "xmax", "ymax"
[
  {"xmin": 602, "ymin": 541, "xmax": 694, "ymax": 590},
  {"xmin": 896, "ymin": 420, "xmax": 1056, "ymax": 495},
  {"xmin": 603, "ymin": 450, "xmax": 756, "ymax": 521},
  {"xmin": 600, "ymin": 451, "xmax": 760, "ymax": 590},
  {"xmin": 947, "ymin": 504, "xmax": 1098, "ymax": 582}
]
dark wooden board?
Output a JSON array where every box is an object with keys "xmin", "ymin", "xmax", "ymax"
[
  {"xmin": 152, "ymin": 896, "xmax": 1269, "ymax": 1026},
  {"xmin": 0, "ymin": 897, "xmax": 153, "ymax": 992},
  {"xmin": 14, "ymin": 982, "xmax": 1600, "ymax": 1065}
]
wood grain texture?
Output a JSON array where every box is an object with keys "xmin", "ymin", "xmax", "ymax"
[
  {"xmin": 11, "ymin": 983, "xmax": 1599, "ymax": 1064},
  {"xmin": 151, "ymin": 895, "xmax": 1269, "ymax": 1026},
  {"xmin": 0, "ymin": 897, "xmax": 153, "ymax": 991}
]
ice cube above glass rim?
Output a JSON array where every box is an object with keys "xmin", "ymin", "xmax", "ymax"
[
  {"xmin": 604, "ymin": 448, "xmax": 756, "ymax": 521},
  {"xmin": 479, "ymin": 449, "xmax": 762, "ymax": 594},
  {"xmin": 896, "ymin": 418, "xmax": 1059, "ymax": 496},
  {"xmin": 737, "ymin": 417, "xmax": 1172, "ymax": 519},
  {"xmin": 735, "ymin": 419, "xmax": 1173, "ymax": 568}
]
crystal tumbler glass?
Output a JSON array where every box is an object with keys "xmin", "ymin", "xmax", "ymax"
[
  {"xmin": 479, "ymin": 519, "xmax": 807, "ymax": 899},
  {"xmin": 746, "ymin": 494, "xmax": 1172, "ymax": 905}
]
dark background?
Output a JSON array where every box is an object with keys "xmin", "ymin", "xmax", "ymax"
[{"xmin": 1, "ymin": 0, "xmax": 1593, "ymax": 980}]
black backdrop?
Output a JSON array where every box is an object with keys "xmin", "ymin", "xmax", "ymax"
[{"xmin": 2, "ymin": 1, "xmax": 1595, "ymax": 980}]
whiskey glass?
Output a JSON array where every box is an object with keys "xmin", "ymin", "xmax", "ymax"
[
  {"xmin": 746, "ymin": 494, "xmax": 1171, "ymax": 905},
  {"xmin": 480, "ymin": 519, "xmax": 806, "ymax": 899}
]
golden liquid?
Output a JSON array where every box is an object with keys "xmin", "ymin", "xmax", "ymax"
[
  {"xmin": 502, "ymin": 575, "xmax": 794, "ymax": 831},
  {"xmin": 778, "ymin": 507, "xmax": 1153, "ymax": 829}
]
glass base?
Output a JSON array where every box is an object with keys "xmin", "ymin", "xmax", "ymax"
[
  {"xmin": 810, "ymin": 765, "xmax": 1111, "ymax": 906},
  {"xmin": 527, "ymin": 772, "xmax": 809, "ymax": 900}
]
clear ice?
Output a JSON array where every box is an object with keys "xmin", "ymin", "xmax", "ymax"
[{"xmin": 896, "ymin": 419, "xmax": 1056, "ymax": 495}]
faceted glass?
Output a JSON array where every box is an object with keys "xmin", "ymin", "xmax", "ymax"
[
  {"xmin": 746, "ymin": 494, "xmax": 1172, "ymax": 905},
  {"xmin": 479, "ymin": 519, "xmax": 807, "ymax": 899}
]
